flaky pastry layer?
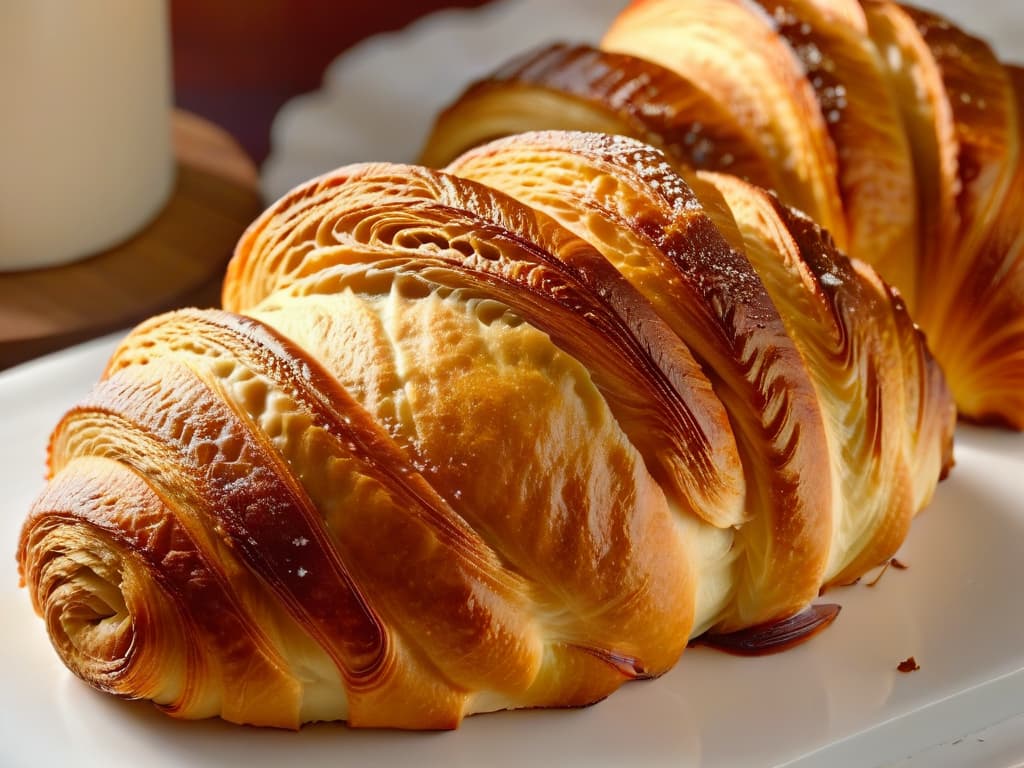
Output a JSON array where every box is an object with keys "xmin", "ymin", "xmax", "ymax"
[
  {"xmin": 421, "ymin": 0, "xmax": 1024, "ymax": 427},
  {"xmin": 20, "ymin": 133, "xmax": 954, "ymax": 729}
]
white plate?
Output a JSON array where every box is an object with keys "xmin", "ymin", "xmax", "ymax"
[{"xmin": 2, "ymin": 341, "xmax": 1024, "ymax": 768}]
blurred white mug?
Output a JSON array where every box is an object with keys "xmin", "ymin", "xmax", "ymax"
[{"xmin": 0, "ymin": 0, "xmax": 174, "ymax": 271}]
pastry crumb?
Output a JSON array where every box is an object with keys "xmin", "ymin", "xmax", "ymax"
[
  {"xmin": 897, "ymin": 656, "xmax": 920, "ymax": 673},
  {"xmin": 866, "ymin": 560, "xmax": 891, "ymax": 587}
]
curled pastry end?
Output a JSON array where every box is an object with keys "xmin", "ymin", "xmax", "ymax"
[
  {"xmin": 20, "ymin": 517, "xmax": 191, "ymax": 710},
  {"xmin": 18, "ymin": 460, "xmax": 216, "ymax": 719}
]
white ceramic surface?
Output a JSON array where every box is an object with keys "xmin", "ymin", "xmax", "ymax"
[{"xmin": 1, "ymin": 339, "xmax": 1023, "ymax": 767}]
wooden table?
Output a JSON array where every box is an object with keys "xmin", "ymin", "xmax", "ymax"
[{"xmin": 0, "ymin": 112, "xmax": 263, "ymax": 370}]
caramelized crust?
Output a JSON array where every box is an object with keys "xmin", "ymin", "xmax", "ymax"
[
  {"xmin": 19, "ymin": 457, "xmax": 303, "ymax": 726},
  {"xmin": 53, "ymin": 359, "xmax": 472, "ymax": 728},
  {"xmin": 107, "ymin": 312, "xmax": 544, "ymax": 704},
  {"xmin": 420, "ymin": 43, "xmax": 778, "ymax": 189},
  {"xmin": 603, "ymin": 0, "xmax": 847, "ymax": 244},
  {"xmin": 245, "ymin": 291, "xmax": 694, "ymax": 686},
  {"xmin": 891, "ymin": 6, "xmax": 1021, "ymax": 424},
  {"xmin": 28, "ymin": 301, "xmax": 694, "ymax": 726},
  {"xmin": 902, "ymin": 5, "xmax": 1018, "ymax": 276},
  {"xmin": 227, "ymin": 163, "xmax": 744, "ymax": 527},
  {"xmin": 419, "ymin": 0, "xmax": 1024, "ymax": 426},
  {"xmin": 604, "ymin": 0, "xmax": 1024, "ymax": 426},
  {"xmin": 942, "ymin": 66, "xmax": 1024, "ymax": 427},
  {"xmin": 861, "ymin": 0, "xmax": 959, "ymax": 303},
  {"xmin": 446, "ymin": 131, "xmax": 833, "ymax": 629},
  {"xmin": 19, "ymin": 131, "xmax": 955, "ymax": 728},
  {"xmin": 700, "ymin": 170, "xmax": 952, "ymax": 583},
  {"xmin": 746, "ymin": 0, "xmax": 919, "ymax": 310}
]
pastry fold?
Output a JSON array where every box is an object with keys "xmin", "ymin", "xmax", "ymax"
[
  {"xmin": 20, "ymin": 132, "xmax": 954, "ymax": 728},
  {"xmin": 422, "ymin": 0, "xmax": 1024, "ymax": 427}
]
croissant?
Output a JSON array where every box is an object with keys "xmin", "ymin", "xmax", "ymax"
[
  {"xmin": 422, "ymin": 0, "xmax": 1024, "ymax": 428},
  {"xmin": 18, "ymin": 131, "xmax": 955, "ymax": 729}
]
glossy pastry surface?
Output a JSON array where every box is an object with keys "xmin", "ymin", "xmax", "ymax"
[
  {"xmin": 422, "ymin": 0, "xmax": 1024, "ymax": 427},
  {"xmin": 20, "ymin": 132, "xmax": 955, "ymax": 728}
]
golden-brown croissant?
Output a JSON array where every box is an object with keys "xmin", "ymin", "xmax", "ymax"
[
  {"xmin": 422, "ymin": 0, "xmax": 1024, "ymax": 428},
  {"xmin": 18, "ymin": 131, "xmax": 955, "ymax": 729}
]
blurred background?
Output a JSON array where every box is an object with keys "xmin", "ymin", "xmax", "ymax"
[
  {"xmin": 171, "ymin": 0, "xmax": 489, "ymax": 164},
  {"xmin": 2, "ymin": 0, "xmax": 1019, "ymax": 370}
]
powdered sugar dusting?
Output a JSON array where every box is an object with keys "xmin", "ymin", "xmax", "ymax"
[
  {"xmin": 819, "ymin": 272, "xmax": 842, "ymax": 287},
  {"xmin": 587, "ymin": 133, "xmax": 702, "ymax": 214},
  {"xmin": 763, "ymin": 4, "xmax": 848, "ymax": 129}
]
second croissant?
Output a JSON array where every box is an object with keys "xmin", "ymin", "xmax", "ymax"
[{"xmin": 423, "ymin": 0, "xmax": 1024, "ymax": 428}]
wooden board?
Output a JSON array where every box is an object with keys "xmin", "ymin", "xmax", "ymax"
[{"xmin": 0, "ymin": 111, "xmax": 263, "ymax": 370}]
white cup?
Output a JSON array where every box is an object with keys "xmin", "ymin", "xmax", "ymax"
[{"xmin": 0, "ymin": 0, "xmax": 174, "ymax": 271}]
